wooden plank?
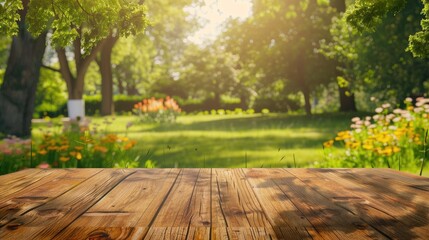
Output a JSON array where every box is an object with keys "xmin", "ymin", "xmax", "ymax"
[
  {"xmin": 0, "ymin": 169, "xmax": 54, "ymax": 199},
  {"xmin": 0, "ymin": 169, "xmax": 135, "ymax": 240},
  {"xmin": 144, "ymin": 169, "xmax": 211, "ymax": 239},
  {"xmin": 243, "ymin": 168, "xmax": 322, "ymax": 239},
  {"xmin": 352, "ymin": 168, "xmax": 429, "ymax": 198},
  {"xmin": 144, "ymin": 227, "xmax": 209, "ymax": 240},
  {"xmin": 329, "ymin": 168, "xmax": 429, "ymax": 212},
  {"xmin": 54, "ymin": 169, "xmax": 181, "ymax": 239},
  {"xmin": 260, "ymin": 168, "xmax": 388, "ymax": 239},
  {"xmin": 306, "ymin": 168, "xmax": 429, "ymax": 237},
  {"xmin": 211, "ymin": 169, "xmax": 277, "ymax": 239},
  {"xmin": 0, "ymin": 169, "xmax": 101, "ymax": 228},
  {"xmin": 288, "ymin": 168, "xmax": 425, "ymax": 239}
]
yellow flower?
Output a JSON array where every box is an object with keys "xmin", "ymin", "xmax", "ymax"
[
  {"xmin": 362, "ymin": 141, "xmax": 373, "ymax": 150},
  {"xmin": 323, "ymin": 140, "xmax": 334, "ymax": 148},
  {"xmin": 392, "ymin": 146, "xmax": 400, "ymax": 153},
  {"xmin": 38, "ymin": 149, "xmax": 48, "ymax": 155},
  {"xmin": 59, "ymin": 156, "xmax": 70, "ymax": 162},
  {"xmin": 59, "ymin": 145, "xmax": 69, "ymax": 151},
  {"xmin": 47, "ymin": 146, "xmax": 58, "ymax": 151},
  {"xmin": 76, "ymin": 152, "xmax": 82, "ymax": 160},
  {"xmin": 335, "ymin": 131, "xmax": 352, "ymax": 141}
]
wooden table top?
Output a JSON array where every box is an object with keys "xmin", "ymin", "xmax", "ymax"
[{"xmin": 0, "ymin": 168, "xmax": 428, "ymax": 239}]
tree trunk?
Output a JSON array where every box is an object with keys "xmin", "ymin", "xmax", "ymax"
[
  {"xmin": 338, "ymin": 87, "xmax": 357, "ymax": 112},
  {"xmin": 330, "ymin": 0, "xmax": 346, "ymax": 12},
  {"xmin": 302, "ymin": 87, "xmax": 312, "ymax": 116},
  {"xmin": 213, "ymin": 92, "xmax": 221, "ymax": 109},
  {"xmin": 0, "ymin": 0, "xmax": 47, "ymax": 137},
  {"xmin": 117, "ymin": 77, "xmax": 125, "ymax": 94},
  {"xmin": 97, "ymin": 35, "xmax": 119, "ymax": 116},
  {"xmin": 331, "ymin": 0, "xmax": 357, "ymax": 112},
  {"xmin": 57, "ymin": 39, "xmax": 105, "ymax": 100}
]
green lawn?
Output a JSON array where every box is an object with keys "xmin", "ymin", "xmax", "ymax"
[
  {"xmin": 31, "ymin": 112, "xmax": 429, "ymax": 176},
  {"xmin": 85, "ymin": 113, "xmax": 354, "ymax": 168}
]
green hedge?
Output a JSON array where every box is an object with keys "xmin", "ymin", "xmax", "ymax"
[
  {"xmin": 34, "ymin": 95, "xmax": 143, "ymax": 118},
  {"xmin": 34, "ymin": 95, "xmax": 291, "ymax": 117}
]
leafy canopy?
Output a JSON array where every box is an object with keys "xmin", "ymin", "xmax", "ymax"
[
  {"xmin": 346, "ymin": 0, "xmax": 429, "ymax": 57},
  {"xmin": 0, "ymin": 0, "xmax": 148, "ymax": 52},
  {"xmin": 0, "ymin": 0, "xmax": 22, "ymax": 36}
]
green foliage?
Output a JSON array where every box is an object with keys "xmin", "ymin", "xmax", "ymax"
[
  {"xmin": 322, "ymin": 98, "xmax": 428, "ymax": 174},
  {"xmin": 324, "ymin": 2, "xmax": 429, "ymax": 106},
  {"xmin": 222, "ymin": 0, "xmax": 337, "ymax": 114},
  {"xmin": 179, "ymin": 44, "xmax": 241, "ymax": 108},
  {"xmin": 0, "ymin": 0, "xmax": 22, "ymax": 36},
  {"xmin": 111, "ymin": 0, "xmax": 197, "ymax": 97},
  {"xmin": 27, "ymin": 0, "xmax": 148, "ymax": 52},
  {"xmin": 408, "ymin": 0, "xmax": 429, "ymax": 57},
  {"xmin": 34, "ymin": 68, "xmax": 67, "ymax": 118},
  {"xmin": 346, "ymin": 0, "xmax": 429, "ymax": 57},
  {"xmin": 0, "ymin": 117, "xmax": 153, "ymax": 175}
]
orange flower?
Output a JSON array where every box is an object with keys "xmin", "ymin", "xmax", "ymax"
[
  {"xmin": 38, "ymin": 149, "xmax": 48, "ymax": 155},
  {"xmin": 323, "ymin": 140, "xmax": 334, "ymax": 148},
  {"xmin": 75, "ymin": 146, "xmax": 84, "ymax": 151},
  {"xmin": 123, "ymin": 140, "xmax": 137, "ymax": 150},
  {"xmin": 94, "ymin": 145, "xmax": 108, "ymax": 153},
  {"xmin": 47, "ymin": 146, "xmax": 58, "ymax": 151},
  {"xmin": 59, "ymin": 156, "xmax": 70, "ymax": 162},
  {"xmin": 59, "ymin": 145, "xmax": 69, "ymax": 151}
]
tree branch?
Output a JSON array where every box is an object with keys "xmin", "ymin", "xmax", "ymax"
[
  {"xmin": 56, "ymin": 48, "xmax": 75, "ymax": 97},
  {"xmin": 41, "ymin": 64, "xmax": 61, "ymax": 73}
]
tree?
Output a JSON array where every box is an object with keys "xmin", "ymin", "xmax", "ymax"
[
  {"xmin": 330, "ymin": 0, "xmax": 357, "ymax": 112},
  {"xmin": 346, "ymin": 0, "xmax": 429, "ymax": 58},
  {"xmin": 179, "ymin": 44, "xmax": 240, "ymax": 109},
  {"xmin": 226, "ymin": 0, "xmax": 336, "ymax": 115},
  {"xmin": 324, "ymin": 0, "xmax": 428, "ymax": 105},
  {"xmin": 0, "ymin": 0, "xmax": 47, "ymax": 137},
  {"xmin": 108, "ymin": 0, "xmax": 198, "ymax": 100},
  {"xmin": 95, "ymin": 0, "xmax": 149, "ymax": 115},
  {"xmin": 29, "ymin": 0, "xmax": 148, "ymax": 119}
]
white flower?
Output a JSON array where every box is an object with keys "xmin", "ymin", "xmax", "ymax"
[
  {"xmin": 393, "ymin": 117, "xmax": 401, "ymax": 123},
  {"xmin": 351, "ymin": 117, "xmax": 360, "ymax": 122},
  {"xmin": 382, "ymin": 103, "xmax": 391, "ymax": 109},
  {"xmin": 388, "ymin": 125, "xmax": 397, "ymax": 130},
  {"xmin": 393, "ymin": 109, "xmax": 402, "ymax": 114},
  {"xmin": 414, "ymin": 107, "xmax": 423, "ymax": 113},
  {"xmin": 405, "ymin": 97, "xmax": 413, "ymax": 103},
  {"xmin": 375, "ymin": 107, "xmax": 383, "ymax": 113}
]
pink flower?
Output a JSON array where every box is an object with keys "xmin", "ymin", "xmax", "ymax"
[{"xmin": 37, "ymin": 162, "xmax": 51, "ymax": 169}]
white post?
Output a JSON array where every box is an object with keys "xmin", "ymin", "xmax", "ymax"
[{"xmin": 67, "ymin": 99, "xmax": 85, "ymax": 120}]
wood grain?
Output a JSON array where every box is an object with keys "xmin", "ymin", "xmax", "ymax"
[{"xmin": 0, "ymin": 168, "xmax": 428, "ymax": 239}]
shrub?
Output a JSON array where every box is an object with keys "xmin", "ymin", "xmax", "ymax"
[
  {"xmin": 322, "ymin": 97, "xmax": 428, "ymax": 173},
  {"xmin": 33, "ymin": 118, "xmax": 142, "ymax": 169},
  {"xmin": 0, "ymin": 136, "xmax": 32, "ymax": 175},
  {"xmin": 0, "ymin": 118, "xmax": 152, "ymax": 175},
  {"xmin": 133, "ymin": 96, "xmax": 181, "ymax": 123}
]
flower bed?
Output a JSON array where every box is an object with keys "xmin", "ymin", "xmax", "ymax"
[{"xmin": 322, "ymin": 97, "xmax": 428, "ymax": 174}]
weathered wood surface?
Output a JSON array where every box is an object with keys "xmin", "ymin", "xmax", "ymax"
[{"xmin": 0, "ymin": 168, "xmax": 428, "ymax": 239}]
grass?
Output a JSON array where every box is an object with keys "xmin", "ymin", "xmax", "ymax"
[
  {"xmin": 33, "ymin": 113, "xmax": 351, "ymax": 167},
  {"xmin": 31, "ymin": 112, "xmax": 429, "ymax": 176}
]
